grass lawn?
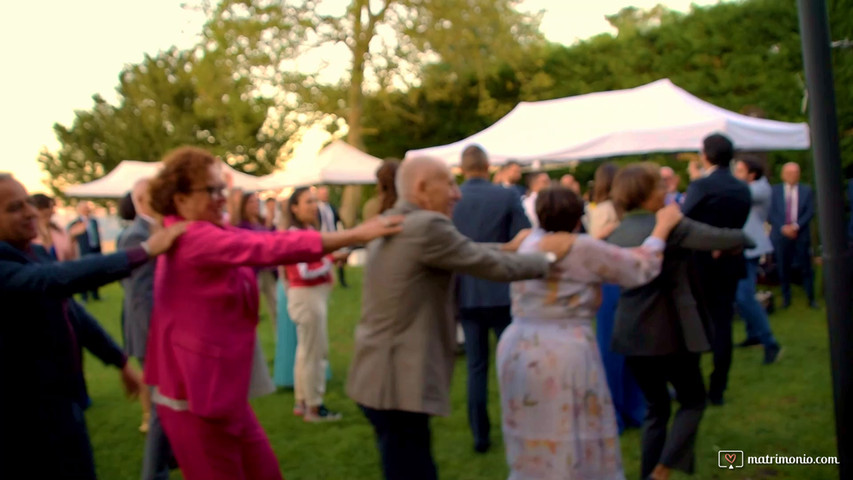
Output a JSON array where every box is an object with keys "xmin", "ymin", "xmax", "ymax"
[{"xmin": 78, "ymin": 268, "xmax": 837, "ymax": 480}]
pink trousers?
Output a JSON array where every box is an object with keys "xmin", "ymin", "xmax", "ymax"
[{"xmin": 157, "ymin": 404, "xmax": 283, "ymax": 480}]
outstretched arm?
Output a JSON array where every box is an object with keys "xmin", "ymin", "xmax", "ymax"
[
  {"xmin": 67, "ymin": 300, "xmax": 126, "ymax": 369},
  {"xmin": 420, "ymin": 215, "xmax": 549, "ymax": 282},
  {"xmin": 571, "ymin": 236, "xmax": 665, "ymax": 289},
  {"xmin": 669, "ymin": 217, "xmax": 753, "ymax": 251},
  {"xmin": 0, "ymin": 249, "xmax": 147, "ymax": 297}
]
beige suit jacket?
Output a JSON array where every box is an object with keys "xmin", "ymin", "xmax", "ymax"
[{"xmin": 346, "ymin": 201, "xmax": 549, "ymax": 416}]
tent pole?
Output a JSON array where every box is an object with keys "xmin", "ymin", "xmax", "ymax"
[{"xmin": 797, "ymin": 0, "xmax": 852, "ymax": 476}]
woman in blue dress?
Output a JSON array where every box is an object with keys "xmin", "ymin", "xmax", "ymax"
[
  {"xmin": 586, "ymin": 163, "xmax": 646, "ymax": 433},
  {"xmin": 273, "ymin": 270, "xmax": 298, "ymax": 389}
]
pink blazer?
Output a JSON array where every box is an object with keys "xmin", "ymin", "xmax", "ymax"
[{"xmin": 144, "ymin": 216, "xmax": 323, "ymax": 419}]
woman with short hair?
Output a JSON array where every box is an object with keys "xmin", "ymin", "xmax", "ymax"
[
  {"xmin": 607, "ymin": 163, "xmax": 754, "ymax": 480},
  {"xmin": 144, "ymin": 146, "xmax": 402, "ymax": 480},
  {"xmin": 498, "ymin": 185, "xmax": 683, "ymax": 480}
]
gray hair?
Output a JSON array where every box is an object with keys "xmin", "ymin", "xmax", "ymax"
[
  {"xmin": 131, "ymin": 177, "xmax": 150, "ymax": 209},
  {"xmin": 0, "ymin": 173, "xmax": 13, "ymax": 182}
]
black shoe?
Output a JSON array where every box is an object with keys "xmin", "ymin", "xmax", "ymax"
[
  {"xmin": 708, "ymin": 394, "xmax": 725, "ymax": 406},
  {"xmin": 474, "ymin": 440, "xmax": 491, "ymax": 453},
  {"xmin": 782, "ymin": 300, "xmax": 791, "ymax": 309},
  {"xmin": 809, "ymin": 301, "xmax": 820, "ymax": 310},
  {"xmin": 304, "ymin": 404, "xmax": 343, "ymax": 423},
  {"xmin": 737, "ymin": 337, "xmax": 762, "ymax": 348},
  {"xmin": 764, "ymin": 344, "xmax": 783, "ymax": 364}
]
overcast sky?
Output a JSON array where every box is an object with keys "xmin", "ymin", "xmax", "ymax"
[{"xmin": 0, "ymin": 0, "xmax": 722, "ymax": 192}]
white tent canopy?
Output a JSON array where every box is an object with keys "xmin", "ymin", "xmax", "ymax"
[
  {"xmin": 64, "ymin": 160, "xmax": 264, "ymax": 198},
  {"xmin": 258, "ymin": 141, "xmax": 381, "ymax": 189},
  {"xmin": 405, "ymin": 79, "xmax": 810, "ymax": 166}
]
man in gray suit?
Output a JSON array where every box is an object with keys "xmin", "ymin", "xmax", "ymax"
[
  {"xmin": 347, "ymin": 156, "xmax": 558, "ymax": 480},
  {"xmin": 117, "ymin": 179, "xmax": 175, "ymax": 480},
  {"xmin": 451, "ymin": 145, "xmax": 531, "ymax": 453},
  {"xmin": 733, "ymin": 156, "xmax": 782, "ymax": 364}
]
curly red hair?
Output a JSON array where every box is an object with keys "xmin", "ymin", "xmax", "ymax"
[{"xmin": 149, "ymin": 146, "xmax": 218, "ymax": 216}]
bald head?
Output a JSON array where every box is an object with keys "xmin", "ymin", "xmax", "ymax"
[
  {"xmin": 397, "ymin": 156, "xmax": 461, "ymax": 216},
  {"xmin": 781, "ymin": 162, "xmax": 801, "ymax": 186},
  {"xmin": 131, "ymin": 178, "xmax": 153, "ymax": 217}
]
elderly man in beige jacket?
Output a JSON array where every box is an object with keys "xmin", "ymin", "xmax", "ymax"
[{"xmin": 347, "ymin": 156, "xmax": 558, "ymax": 480}]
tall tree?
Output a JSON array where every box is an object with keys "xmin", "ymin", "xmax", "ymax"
[
  {"xmin": 196, "ymin": 0, "xmax": 542, "ymax": 223},
  {"xmin": 39, "ymin": 47, "xmax": 282, "ymax": 195}
]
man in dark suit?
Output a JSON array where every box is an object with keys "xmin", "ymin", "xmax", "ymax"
[
  {"xmin": 0, "ymin": 173, "xmax": 184, "ymax": 479},
  {"xmin": 68, "ymin": 201, "xmax": 103, "ymax": 301},
  {"xmin": 117, "ymin": 179, "xmax": 176, "ymax": 480},
  {"xmin": 768, "ymin": 162, "xmax": 817, "ymax": 309},
  {"xmin": 848, "ymin": 179, "xmax": 853, "ymax": 246},
  {"xmin": 497, "ymin": 160, "xmax": 527, "ymax": 197},
  {"xmin": 451, "ymin": 145, "xmax": 531, "ymax": 452},
  {"xmin": 682, "ymin": 133, "xmax": 752, "ymax": 406}
]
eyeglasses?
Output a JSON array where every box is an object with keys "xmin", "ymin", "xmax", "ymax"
[{"xmin": 189, "ymin": 184, "xmax": 227, "ymax": 198}]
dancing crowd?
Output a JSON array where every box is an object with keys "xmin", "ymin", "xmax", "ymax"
[{"xmin": 0, "ymin": 131, "xmax": 825, "ymax": 480}]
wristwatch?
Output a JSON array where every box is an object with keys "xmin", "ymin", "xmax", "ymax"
[{"xmin": 544, "ymin": 252, "xmax": 557, "ymax": 264}]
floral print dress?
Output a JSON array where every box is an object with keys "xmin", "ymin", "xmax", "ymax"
[{"xmin": 497, "ymin": 230, "xmax": 664, "ymax": 480}]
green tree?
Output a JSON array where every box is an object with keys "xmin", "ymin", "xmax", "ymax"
[
  {"xmin": 359, "ymin": 0, "xmax": 853, "ymax": 183},
  {"xmin": 196, "ymin": 0, "xmax": 542, "ymax": 223},
  {"xmin": 39, "ymin": 47, "xmax": 281, "ymax": 196}
]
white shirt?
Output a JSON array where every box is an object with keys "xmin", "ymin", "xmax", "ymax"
[
  {"xmin": 318, "ymin": 202, "xmax": 336, "ymax": 232},
  {"xmin": 522, "ymin": 192, "xmax": 538, "ymax": 229},
  {"xmin": 784, "ymin": 183, "xmax": 799, "ymax": 225},
  {"xmin": 138, "ymin": 213, "xmax": 156, "ymax": 225}
]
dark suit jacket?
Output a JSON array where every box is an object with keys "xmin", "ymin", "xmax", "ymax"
[
  {"xmin": 848, "ymin": 179, "xmax": 853, "ymax": 242},
  {"xmin": 682, "ymin": 168, "xmax": 752, "ymax": 282},
  {"xmin": 0, "ymin": 242, "xmax": 145, "ymax": 464},
  {"xmin": 452, "ymin": 178, "xmax": 531, "ymax": 309},
  {"xmin": 317, "ymin": 202, "xmax": 340, "ymax": 231},
  {"xmin": 608, "ymin": 213, "xmax": 754, "ymax": 356},
  {"xmin": 117, "ymin": 217, "xmax": 155, "ymax": 359},
  {"xmin": 768, "ymin": 183, "xmax": 814, "ymax": 249},
  {"xmin": 68, "ymin": 216, "xmax": 103, "ymax": 256}
]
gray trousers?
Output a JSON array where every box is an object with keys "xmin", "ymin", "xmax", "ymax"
[{"xmin": 141, "ymin": 372, "xmax": 175, "ymax": 480}]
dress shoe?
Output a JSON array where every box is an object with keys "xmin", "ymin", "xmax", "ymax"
[
  {"xmin": 474, "ymin": 441, "xmax": 491, "ymax": 453},
  {"xmin": 764, "ymin": 344, "xmax": 783, "ymax": 364},
  {"xmin": 708, "ymin": 394, "xmax": 724, "ymax": 406},
  {"xmin": 809, "ymin": 301, "xmax": 820, "ymax": 310},
  {"xmin": 737, "ymin": 337, "xmax": 762, "ymax": 348}
]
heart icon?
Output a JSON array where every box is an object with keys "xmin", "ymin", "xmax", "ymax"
[{"xmin": 725, "ymin": 453, "xmax": 737, "ymax": 464}]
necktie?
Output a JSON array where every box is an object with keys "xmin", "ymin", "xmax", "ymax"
[
  {"xmin": 785, "ymin": 188, "xmax": 793, "ymax": 224},
  {"xmin": 86, "ymin": 218, "xmax": 98, "ymax": 248}
]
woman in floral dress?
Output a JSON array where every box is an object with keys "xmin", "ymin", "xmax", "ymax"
[{"xmin": 498, "ymin": 186, "xmax": 682, "ymax": 479}]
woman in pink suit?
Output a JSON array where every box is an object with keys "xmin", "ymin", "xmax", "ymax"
[{"xmin": 144, "ymin": 147, "xmax": 402, "ymax": 480}]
